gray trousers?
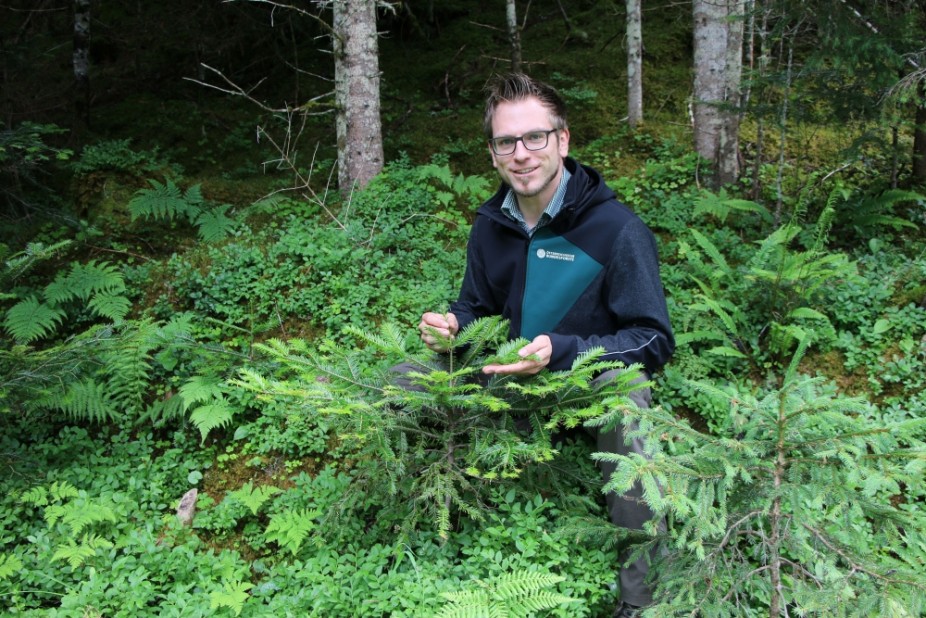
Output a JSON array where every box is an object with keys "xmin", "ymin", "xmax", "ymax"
[
  {"xmin": 390, "ymin": 363, "xmax": 663, "ymax": 606},
  {"xmin": 591, "ymin": 369, "xmax": 665, "ymax": 607}
]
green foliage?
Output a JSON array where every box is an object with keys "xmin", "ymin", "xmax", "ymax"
[
  {"xmin": 236, "ymin": 316, "xmax": 645, "ymax": 542},
  {"xmin": 3, "ymin": 295, "xmax": 66, "ymax": 343},
  {"xmin": 4, "ymin": 259, "xmax": 129, "ymax": 342},
  {"xmin": 209, "ymin": 579, "xmax": 254, "ymax": 616},
  {"xmin": 17, "ymin": 481, "xmax": 120, "ymax": 571},
  {"xmin": 0, "ymin": 553, "xmax": 23, "ymax": 580},
  {"xmin": 435, "ymin": 571, "xmax": 576, "ymax": 617},
  {"xmin": 180, "ymin": 374, "xmax": 243, "ymax": 442},
  {"xmin": 594, "ymin": 343, "xmax": 926, "ymax": 615},
  {"xmin": 674, "ymin": 191, "xmax": 854, "ymax": 373},
  {"xmin": 0, "ymin": 121, "xmax": 71, "ymax": 168},
  {"xmin": 167, "ymin": 157, "xmax": 474, "ymax": 343},
  {"xmin": 228, "ymin": 482, "xmax": 281, "ymax": 516},
  {"xmin": 71, "ymin": 139, "xmax": 167, "ymax": 176},
  {"xmin": 128, "ymin": 178, "xmax": 236, "ymax": 241},
  {"xmin": 264, "ymin": 508, "xmax": 321, "ymax": 555},
  {"xmin": 832, "ymin": 186, "xmax": 923, "ymax": 242}
]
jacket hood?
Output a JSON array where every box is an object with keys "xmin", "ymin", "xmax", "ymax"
[{"xmin": 478, "ymin": 157, "xmax": 617, "ymax": 227}]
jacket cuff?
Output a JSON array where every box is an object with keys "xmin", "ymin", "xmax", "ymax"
[{"xmin": 545, "ymin": 332, "xmax": 577, "ymax": 372}]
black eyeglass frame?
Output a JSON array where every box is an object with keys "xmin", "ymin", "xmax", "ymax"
[{"xmin": 488, "ymin": 129, "xmax": 559, "ymax": 156}]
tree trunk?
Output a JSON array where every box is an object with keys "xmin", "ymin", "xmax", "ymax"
[
  {"xmin": 692, "ymin": 0, "xmax": 744, "ymax": 189},
  {"xmin": 332, "ymin": 0, "xmax": 384, "ymax": 196},
  {"xmin": 506, "ymin": 0, "xmax": 522, "ymax": 72},
  {"xmin": 913, "ymin": 81, "xmax": 926, "ymax": 185},
  {"xmin": 719, "ymin": 0, "xmax": 744, "ymax": 186},
  {"xmin": 626, "ymin": 0, "xmax": 643, "ymax": 129},
  {"xmin": 73, "ymin": 0, "xmax": 91, "ymax": 130}
]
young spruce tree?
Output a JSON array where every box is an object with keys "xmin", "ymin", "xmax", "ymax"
[{"xmin": 591, "ymin": 337, "xmax": 926, "ymax": 617}]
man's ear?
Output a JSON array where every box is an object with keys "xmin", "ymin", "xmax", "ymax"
[{"xmin": 557, "ymin": 127, "xmax": 571, "ymax": 158}]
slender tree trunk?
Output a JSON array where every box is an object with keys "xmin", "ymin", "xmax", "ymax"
[
  {"xmin": 692, "ymin": 0, "xmax": 744, "ymax": 189},
  {"xmin": 768, "ymin": 392, "xmax": 788, "ymax": 617},
  {"xmin": 73, "ymin": 0, "xmax": 91, "ymax": 130},
  {"xmin": 719, "ymin": 0, "xmax": 744, "ymax": 186},
  {"xmin": 506, "ymin": 0, "xmax": 522, "ymax": 72},
  {"xmin": 913, "ymin": 82, "xmax": 926, "ymax": 185},
  {"xmin": 626, "ymin": 0, "xmax": 643, "ymax": 129},
  {"xmin": 332, "ymin": 0, "xmax": 384, "ymax": 195}
]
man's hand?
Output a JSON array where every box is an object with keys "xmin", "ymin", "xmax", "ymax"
[
  {"xmin": 419, "ymin": 312, "xmax": 459, "ymax": 352},
  {"xmin": 482, "ymin": 334, "xmax": 552, "ymax": 376}
]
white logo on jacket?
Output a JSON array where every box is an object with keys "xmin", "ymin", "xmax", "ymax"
[{"xmin": 536, "ymin": 248, "xmax": 575, "ymax": 262}]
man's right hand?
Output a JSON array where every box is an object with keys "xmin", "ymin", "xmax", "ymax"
[{"xmin": 418, "ymin": 312, "xmax": 459, "ymax": 352}]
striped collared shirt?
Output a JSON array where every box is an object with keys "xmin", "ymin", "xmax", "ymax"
[{"xmin": 501, "ymin": 167, "xmax": 572, "ymax": 236}]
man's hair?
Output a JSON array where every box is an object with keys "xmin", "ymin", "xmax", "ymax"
[{"xmin": 482, "ymin": 73, "xmax": 568, "ymax": 139}]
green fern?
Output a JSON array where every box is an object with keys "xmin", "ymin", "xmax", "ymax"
[
  {"xmin": 87, "ymin": 292, "xmax": 132, "ymax": 322},
  {"xmin": 209, "ymin": 579, "xmax": 254, "ymax": 616},
  {"xmin": 189, "ymin": 399, "xmax": 236, "ymax": 442},
  {"xmin": 0, "ymin": 553, "xmax": 23, "ymax": 580},
  {"xmin": 44, "ymin": 260, "xmax": 125, "ymax": 305},
  {"xmin": 128, "ymin": 178, "xmax": 202, "ymax": 222},
  {"xmin": 264, "ymin": 508, "xmax": 321, "ymax": 555},
  {"xmin": 228, "ymin": 482, "xmax": 281, "ymax": 516},
  {"xmin": 181, "ymin": 375, "xmax": 240, "ymax": 441},
  {"xmin": 51, "ymin": 533, "xmax": 114, "ymax": 569},
  {"xmin": 436, "ymin": 571, "xmax": 576, "ymax": 618},
  {"xmin": 838, "ymin": 187, "xmax": 923, "ymax": 235},
  {"xmin": 56, "ymin": 378, "xmax": 114, "ymax": 422},
  {"xmin": 179, "ymin": 374, "xmax": 225, "ymax": 407},
  {"xmin": 194, "ymin": 204, "xmax": 236, "ymax": 242},
  {"xmin": 20, "ymin": 481, "xmax": 80, "ymax": 506},
  {"xmin": 128, "ymin": 178, "xmax": 234, "ymax": 241},
  {"xmin": 3, "ymin": 295, "xmax": 66, "ymax": 342},
  {"xmin": 44, "ymin": 498, "xmax": 117, "ymax": 536}
]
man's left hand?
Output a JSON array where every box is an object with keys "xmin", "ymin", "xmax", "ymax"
[{"xmin": 482, "ymin": 335, "xmax": 552, "ymax": 376}]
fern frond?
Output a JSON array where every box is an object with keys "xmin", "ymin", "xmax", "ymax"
[
  {"xmin": 49, "ymin": 481, "xmax": 80, "ymax": 502},
  {"xmin": 57, "ymin": 378, "xmax": 114, "ymax": 422},
  {"xmin": 20, "ymin": 486, "xmax": 49, "ymax": 506},
  {"xmin": 51, "ymin": 533, "xmax": 114, "ymax": 569},
  {"xmin": 179, "ymin": 375, "xmax": 225, "ymax": 410},
  {"xmin": 689, "ymin": 228, "xmax": 731, "ymax": 276},
  {"xmin": 194, "ymin": 204, "xmax": 236, "ymax": 242},
  {"xmin": 229, "ymin": 482, "xmax": 281, "ymax": 516},
  {"xmin": 128, "ymin": 178, "xmax": 202, "ymax": 222},
  {"xmin": 209, "ymin": 580, "xmax": 254, "ymax": 617},
  {"xmin": 100, "ymin": 322, "xmax": 157, "ymax": 415},
  {"xmin": 190, "ymin": 399, "xmax": 236, "ymax": 442},
  {"xmin": 183, "ymin": 183, "xmax": 204, "ymax": 207},
  {"xmin": 0, "ymin": 553, "xmax": 23, "ymax": 580},
  {"xmin": 87, "ymin": 292, "xmax": 131, "ymax": 322},
  {"xmin": 45, "ymin": 499, "xmax": 117, "ymax": 536},
  {"xmin": 44, "ymin": 260, "xmax": 125, "ymax": 304},
  {"xmin": 4, "ymin": 295, "xmax": 65, "ymax": 342},
  {"xmin": 436, "ymin": 572, "xmax": 574, "ymax": 618},
  {"xmin": 264, "ymin": 508, "xmax": 321, "ymax": 555}
]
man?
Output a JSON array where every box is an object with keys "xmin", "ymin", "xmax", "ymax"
[{"xmin": 418, "ymin": 73, "xmax": 674, "ymax": 616}]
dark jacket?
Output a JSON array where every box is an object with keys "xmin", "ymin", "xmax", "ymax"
[{"xmin": 450, "ymin": 157, "xmax": 675, "ymax": 374}]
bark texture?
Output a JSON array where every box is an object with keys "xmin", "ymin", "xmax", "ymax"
[
  {"xmin": 506, "ymin": 0, "xmax": 522, "ymax": 72},
  {"xmin": 333, "ymin": 0, "xmax": 384, "ymax": 195},
  {"xmin": 626, "ymin": 0, "xmax": 643, "ymax": 128},
  {"xmin": 692, "ymin": 0, "xmax": 744, "ymax": 188}
]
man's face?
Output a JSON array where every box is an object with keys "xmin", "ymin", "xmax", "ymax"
[{"xmin": 489, "ymin": 97, "xmax": 570, "ymax": 209}]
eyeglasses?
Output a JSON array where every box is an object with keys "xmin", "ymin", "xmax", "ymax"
[{"xmin": 488, "ymin": 129, "xmax": 559, "ymax": 156}]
